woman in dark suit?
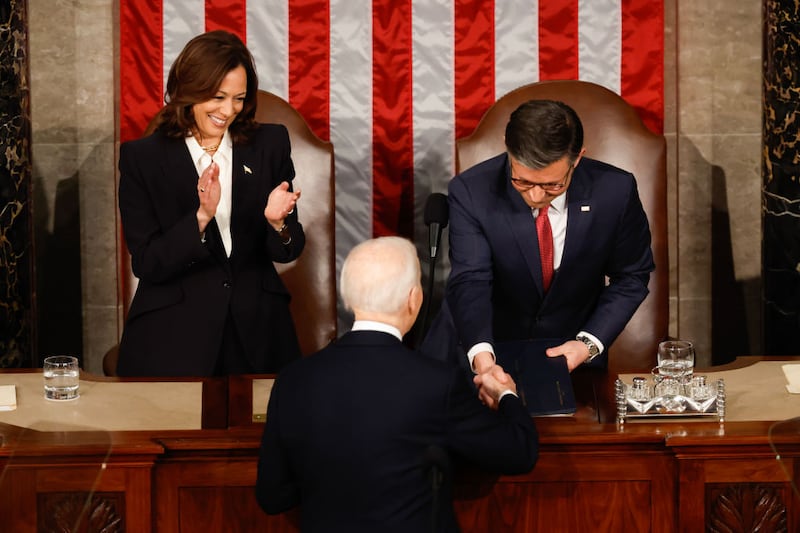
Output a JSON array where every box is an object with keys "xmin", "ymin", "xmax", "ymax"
[{"xmin": 116, "ymin": 31, "xmax": 305, "ymax": 377}]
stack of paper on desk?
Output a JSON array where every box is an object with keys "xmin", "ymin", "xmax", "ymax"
[
  {"xmin": 782, "ymin": 364, "xmax": 800, "ymax": 394},
  {"xmin": 0, "ymin": 384, "xmax": 16, "ymax": 411}
]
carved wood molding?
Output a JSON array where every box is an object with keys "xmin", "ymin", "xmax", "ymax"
[
  {"xmin": 37, "ymin": 492, "xmax": 124, "ymax": 533},
  {"xmin": 708, "ymin": 484, "xmax": 787, "ymax": 533}
]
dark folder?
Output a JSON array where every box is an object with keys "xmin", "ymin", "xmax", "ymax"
[{"xmin": 495, "ymin": 339, "xmax": 576, "ymax": 416}]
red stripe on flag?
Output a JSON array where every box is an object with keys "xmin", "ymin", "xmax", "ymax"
[
  {"xmin": 454, "ymin": 0, "xmax": 495, "ymax": 140},
  {"xmin": 119, "ymin": 0, "xmax": 163, "ymax": 143},
  {"xmin": 288, "ymin": 0, "xmax": 331, "ymax": 141},
  {"xmin": 621, "ymin": 0, "xmax": 664, "ymax": 134},
  {"xmin": 539, "ymin": 0, "xmax": 579, "ymax": 80},
  {"xmin": 205, "ymin": 0, "xmax": 247, "ymax": 42},
  {"xmin": 372, "ymin": 0, "xmax": 414, "ymax": 238}
]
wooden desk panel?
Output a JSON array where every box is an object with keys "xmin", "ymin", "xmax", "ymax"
[
  {"xmin": 672, "ymin": 435, "xmax": 800, "ymax": 533},
  {"xmin": 154, "ymin": 454, "xmax": 280, "ymax": 532},
  {"xmin": 0, "ymin": 434, "xmax": 158, "ymax": 532},
  {"xmin": 455, "ymin": 447, "xmax": 676, "ymax": 533}
]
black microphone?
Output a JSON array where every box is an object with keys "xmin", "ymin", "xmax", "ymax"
[{"xmin": 424, "ymin": 193, "xmax": 449, "ymax": 260}]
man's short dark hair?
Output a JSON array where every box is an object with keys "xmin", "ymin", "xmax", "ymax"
[{"xmin": 504, "ymin": 100, "xmax": 584, "ymax": 169}]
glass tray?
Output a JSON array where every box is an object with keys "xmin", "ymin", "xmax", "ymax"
[{"xmin": 614, "ymin": 372, "xmax": 726, "ymax": 423}]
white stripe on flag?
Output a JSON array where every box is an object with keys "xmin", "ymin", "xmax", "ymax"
[
  {"xmin": 247, "ymin": 0, "xmax": 289, "ymax": 97},
  {"xmin": 412, "ymin": 0, "xmax": 456, "ymax": 289},
  {"xmin": 495, "ymin": 0, "xmax": 540, "ymax": 99},
  {"xmin": 330, "ymin": 0, "xmax": 373, "ymax": 327},
  {"xmin": 578, "ymin": 0, "xmax": 621, "ymax": 93},
  {"xmin": 162, "ymin": 0, "xmax": 204, "ymax": 95}
]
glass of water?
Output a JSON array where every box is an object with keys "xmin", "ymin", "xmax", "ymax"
[
  {"xmin": 657, "ymin": 340, "xmax": 695, "ymax": 384},
  {"xmin": 43, "ymin": 355, "xmax": 80, "ymax": 401}
]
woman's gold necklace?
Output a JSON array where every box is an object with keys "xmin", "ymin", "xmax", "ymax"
[{"xmin": 195, "ymin": 131, "xmax": 220, "ymax": 153}]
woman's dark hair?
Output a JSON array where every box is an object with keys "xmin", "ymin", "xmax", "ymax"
[
  {"xmin": 504, "ymin": 100, "xmax": 584, "ymax": 168},
  {"xmin": 157, "ymin": 30, "xmax": 259, "ymax": 143}
]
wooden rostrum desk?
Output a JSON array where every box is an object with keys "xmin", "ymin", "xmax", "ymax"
[{"xmin": 0, "ymin": 357, "xmax": 798, "ymax": 532}]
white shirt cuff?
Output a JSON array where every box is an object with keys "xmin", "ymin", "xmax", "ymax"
[
  {"xmin": 498, "ymin": 389, "xmax": 518, "ymax": 401},
  {"xmin": 467, "ymin": 342, "xmax": 495, "ymax": 373}
]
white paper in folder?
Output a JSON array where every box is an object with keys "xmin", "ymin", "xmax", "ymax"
[
  {"xmin": 782, "ymin": 364, "xmax": 800, "ymax": 394},
  {"xmin": 0, "ymin": 384, "xmax": 16, "ymax": 411}
]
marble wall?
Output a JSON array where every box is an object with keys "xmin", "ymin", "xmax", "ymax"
[
  {"xmin": 763, "ymin": 0, "xmax": 800, "ymax": 354},
  {"xmin": 23, "ymin": 0, "xmax": 764, "ymax": 373},
  {"xmin": 0, "ymin": 0, "xmax": 34, "ymax": 368},
  {"xmin": 28, "ymin": 0, "xmax": 117, "ymax": 374},
  {"xmin": 672, "ymin": 0, "xmax": 764, "ymax": 365}
]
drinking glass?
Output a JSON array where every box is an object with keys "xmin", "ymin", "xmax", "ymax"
[
  {"xmin": 657, "ymin": 340, "xmax": 695, "ymax": 383},
  {"xmin": 43, "ymin": 355, "xmax": 80, "ymax": 401}
]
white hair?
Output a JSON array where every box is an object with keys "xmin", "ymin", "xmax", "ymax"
[{"xmin": 340, "ymin": 237, "xmax": 421, "ymax": 315}]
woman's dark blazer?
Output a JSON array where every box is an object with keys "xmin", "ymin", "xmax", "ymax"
[{"xmin": 116, "ymin": 124, "xmax": 305, "ymax": 377}]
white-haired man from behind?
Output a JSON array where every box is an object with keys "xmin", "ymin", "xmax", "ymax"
[{"xmin": 256, "ymin": 236, "xmax": 538, "ymax": 533}]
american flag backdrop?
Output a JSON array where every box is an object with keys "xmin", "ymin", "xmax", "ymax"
[{"xmin": 119, "ymin": 0, "xmax": 663, "ymax": 319}]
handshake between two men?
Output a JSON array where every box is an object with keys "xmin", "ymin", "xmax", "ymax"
[{"xmin": 470, "ymin": 336, "xmax": 596, "ymax": 410}]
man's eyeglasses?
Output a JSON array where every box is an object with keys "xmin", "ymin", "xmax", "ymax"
[{"xmin": 510, "ymin": 164, "xmax": 573, "ymax": 192}]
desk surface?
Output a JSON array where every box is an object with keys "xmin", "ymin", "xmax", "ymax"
[
  {"xmin": 0, "ymin": 373, "xmax": 203, "ymax": 431},
  {"xmin": 0, "ymin": 356, "xmax": 797, "ymax": 435}
]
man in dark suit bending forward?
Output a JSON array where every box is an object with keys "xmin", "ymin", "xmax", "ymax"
[
  {"xmin": 423, "ymin": 99, "xmax": 655, "ymax": 389},
  {"xmin": 256, "ymin": 236, "xmax": 538, "ymax": 532}
]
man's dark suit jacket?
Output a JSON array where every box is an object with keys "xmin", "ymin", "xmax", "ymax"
[
  {"xmin": 256, "ymin": 330, "xmax": 538, "ymax": 532},
  {"xmin": 423, "ymin": 153, "xmax": 654, "ymax": 367},
  {"xmin": 116, "ymin": 124, "xmax": 304, "ymax": 376}
]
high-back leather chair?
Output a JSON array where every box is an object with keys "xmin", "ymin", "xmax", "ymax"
[
  {"xmin": 107, "ymin": 91, "xmax": 337, "ymax": 375},
  {"xmin": 253, "ymin": 91, "xmax": 337, "ymax": 357},
  {"xmin": 456, "ymin": 80, "xmax": 667, "ymax": 373}
]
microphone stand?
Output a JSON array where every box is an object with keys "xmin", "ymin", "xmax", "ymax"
[
  {"xmin": 414, "ymin": 226, "xmax": 441, "ymax": 349},
  {"xmin": 415, "ymin": 192, "xmax": 448, "ymax": 350},
  {"xmin": 430, "ymin": 456, "xmax": 443, "ymax": 533},
  {"xmin": 425, "ymin": 445, "xmax": 447, "ymax": 533}
]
